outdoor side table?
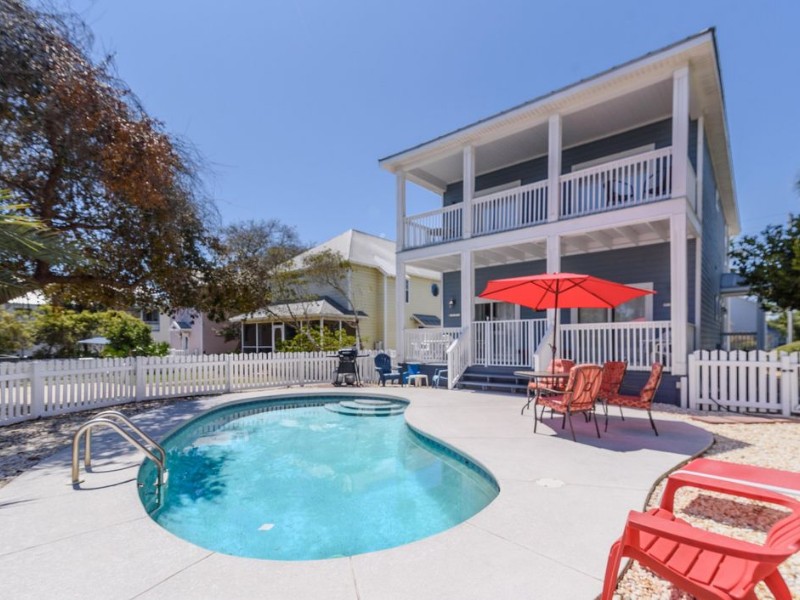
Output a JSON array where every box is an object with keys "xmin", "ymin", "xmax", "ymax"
[{"xmin": 514, "ymin": 370, "xmax": 570, "ymax": 415}]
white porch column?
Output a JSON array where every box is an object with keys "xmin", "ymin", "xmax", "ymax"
[
  {"xmin": 462, "ymin": 145, "xmax": 475, "ymax": 238},
  {"xmin": 671, "ymin": 66, "xmax": 690, "ymax": 199},
  {"xmin": 547, "ymin": 114, "xmax": 562, "ymax": 222},
  {"xmin": 395, "ymin": 259, "xmax": 406, "ymax": 360},
  {"xmin": 396, "ymin": 171, "xmax": 406, "ymax": 250},
  {"xmin": 383, "ymin": 274, "xmax": 389, "ymax": 350},
  {"xmin": 695, "ymin": 115, "xmax": 705, "ymax": 220},
  {"xmin": 694, "ymin": 237, "xmax": 702, "ymax": 351},
  {"xmin": 460, "ymin": 250, "xmax": 473, "ymax": 333},
  {"xmin": 670, "ymin": 212, "xmax": 688, "ymax": 375}
]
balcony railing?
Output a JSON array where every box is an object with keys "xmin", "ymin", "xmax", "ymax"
[
  {"xmin": 559, "ymin": 147, "xmax": 672, "ymax": 218},
  {"xmin": 402, "ymin": 148, "xmax": 676, "ymax": 250},
  {"xmin": 403, "ymin": 204, "xmax": 463, "ymax": 249},
  {"xmin": 472, "ymin": 180, "xmax": 548, "ymax": 236}
]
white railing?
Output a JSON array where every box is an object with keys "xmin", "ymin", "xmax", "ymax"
[
  {"xmin": 0, "ymin": 351, "xmax": 385, "ymax": 426},
  {"xmin": 472, "ymin": 180, "xmax": 548, "ymax": 236},
  {"xmin": 404, "ymin": 328, "xmax": 461, "ymax": 363},
  {"xmin": 446, "ymin": 326, "xmax": 471, "ymax": 389},
  {"xmin": 684, "ymin": 350, "xmax": 799, "ymax": 416},
  {"xmin": 403, "ymin": 204, "xmax": 463, "ymax": 249},
  {"xmin": 558, "ymin": 321, "xmax": 672, "ymax": 371},
  {"xmin": 560, "ymin": 147, "xmax": 673, "ymax": 218},
  {"xmin": 473, "ymin": 319, "xmax": 548, "ymax": 367}
]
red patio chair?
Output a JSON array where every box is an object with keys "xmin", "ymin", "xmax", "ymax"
[
  {"xmin": 602, "ymin": 471, "xmax": 800, "ymax": 600},
  {"xmin": 533, "ymin": 364, "xmax": 603, "ymax": 441},
  {"xmin": 604, "ymin": 361, "xmax": 663, "ymax": 435},
  {"xmin": 523, "ymin": 358, "xmax": 574, "ymax": 413}
]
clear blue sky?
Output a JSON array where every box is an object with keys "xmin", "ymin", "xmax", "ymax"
[{"xmin": 67, "ymin": 0, "xmax": 799, "ymax": 246}]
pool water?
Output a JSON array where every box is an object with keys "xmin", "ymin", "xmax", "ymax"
[{"xmin": 138, "ymin": 396, "xmax": 498, "ymax": 560}]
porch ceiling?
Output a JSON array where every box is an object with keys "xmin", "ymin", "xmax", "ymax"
[{"xmin": 403, "ymin": 216, "xmax": 691, "ymax": 273}]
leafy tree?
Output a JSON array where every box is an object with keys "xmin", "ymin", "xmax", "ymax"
[
  {"xmin": 30, "ymin": 307, "xmax": 166, "ymax": 357},
  {"xmin": 264, "ymin": 249, "xmax": 365, "ymax": 349},
  {"xmin": 0, "ymin": 1, "xmax": 218, "ymax": 310},
  {"xmin": 31, "ymin": 306, "xmax": 100, "ymax": 357},
  {"xmin": 0, "ymin": 309, "xmax": 33, "ymax": 355},
  {"xmin": 210, "ymin": 220, "xmax": 306, "ymax": 318},
  {"xmin": 97, "ymin": 311, "xmax": 169, "ymax": 357},
  {"xmin": 276, "ymin": 325, "xmax": 357, "ymax": 353},
  {"xmin": 729, "ymin": 214, "xmax": 800, "ymax": 311},
  {"xmin": 0, "ymin": 193, "xmax": 81, "ymax": 303}
]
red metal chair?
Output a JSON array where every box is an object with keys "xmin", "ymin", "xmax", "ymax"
[
  {"xmin": 523, "ymin": 358, "xmax": 574, "ymax": 414},
  {"xmin": 604, "ymin": 361, "xmax": 663, "ymax": 435},
  {"xmin": 602, "ymin": 471, "xmax": 800, "ymax": 600},
  {"xmin": 533, "ymin": 364, "xmax": 603, "ymax": 441}
]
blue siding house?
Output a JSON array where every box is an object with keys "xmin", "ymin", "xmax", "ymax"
[{"xmin": 379, "ymin": 30, "xmax": 739, "ymax": 402}]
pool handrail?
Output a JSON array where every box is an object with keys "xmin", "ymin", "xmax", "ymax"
[{"xmin": 71, "ymin": 415, "xmax": 166, "ymax": 491}]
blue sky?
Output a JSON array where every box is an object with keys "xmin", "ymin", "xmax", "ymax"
[{"xmin": 68, "ymin": 0, "xmax": 799, "ymax": 246}]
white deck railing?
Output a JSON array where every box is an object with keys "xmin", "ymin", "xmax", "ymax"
[
  {"xmin": 558, "ymin": 320, "xmax": 672, "ymax": 371},
  {"xmin": 0, "ymin": 351, "xmax": 385, "ymax": 426},
  {"xmin": 446, "ymin": 326, "xmax": 471, "ymax": 389},
  {"xmin": 472, "ymin": 180, "xmax": 548, "ymax": 236},
  {"xmin": 404, "ymin": 328, "xmax": 461, "ymax": 363},
  {"xmin": 403, "ymin": 204, "xmax": 463, "ymax": 249},
  {"xmin": 559, "ymin": 147, "xmax": 673, "ymax": 218},
  {"xmin": 473, "ymin": 319, "xmax": 548, "ymax": 367}
]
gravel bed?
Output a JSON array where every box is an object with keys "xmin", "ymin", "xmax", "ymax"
[{"xmin": 1, "ymin": 397, "xmax": 798, "ymax": 598}]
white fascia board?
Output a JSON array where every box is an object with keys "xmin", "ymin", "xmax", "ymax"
[{"xmin": 379, "ymin": 31, "xmax": 714, "ymax": 173}]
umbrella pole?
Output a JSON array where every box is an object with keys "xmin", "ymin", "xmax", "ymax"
[{"xmin": 551, "ymin": 292, "xmax": 559, "ymax": 361}]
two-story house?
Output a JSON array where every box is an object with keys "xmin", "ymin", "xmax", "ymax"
[
  {"xmin": 379, "ymin": 30, "xmax": 738, "ymax": 402},
  {"xmin": 232, "ymin": 229, "xmax": 441, "ymax": 352}
]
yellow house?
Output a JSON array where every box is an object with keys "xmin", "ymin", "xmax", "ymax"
[{"xmin": 232, "ymin": 230, "xmax": 441, "ymax": 352}]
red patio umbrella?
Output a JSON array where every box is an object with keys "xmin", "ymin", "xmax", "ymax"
[{"xmin": 478, "ymin": 272, "xmax": 655, "ymax": 359}]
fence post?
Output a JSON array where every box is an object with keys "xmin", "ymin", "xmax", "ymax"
[
  {"xmin": 226, "ymin": 354, "xmax": 233, "ymax": 393},
  {"xmin": 30, "ymin": 360, "xmax": 45, "ymax": 418},
  {"xmin": 298, "ymin": 354, "xmax": 305, "ymax": 387},
  {"xmin": 135, "ymin": 356, "xmax": 146, "ymax": 401},
  {"xmin": 686, "ymin": 351, "xmax": 697, "ymax": 411},
  {"xmin": 780, "ymin": 354, "xmax": 795, "ymax": 417}
]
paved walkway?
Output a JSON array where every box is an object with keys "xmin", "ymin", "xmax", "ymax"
[{"xmin": 0, "ymin": 387, "xmax": 712, "ymax": 599}]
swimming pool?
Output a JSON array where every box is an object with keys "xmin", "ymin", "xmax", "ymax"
[{"xmin": 138, "ymin": 394, "xmax": 499, "ymax": 560}]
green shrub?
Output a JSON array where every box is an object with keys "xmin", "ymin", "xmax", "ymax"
[{"xmin": 774, "ymin": 341, "xmax": 800, "ymax": 354}]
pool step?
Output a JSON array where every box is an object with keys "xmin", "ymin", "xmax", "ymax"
[{"xmin": 324, "ymin": 399, "xmax": 407, "ymax": 417}]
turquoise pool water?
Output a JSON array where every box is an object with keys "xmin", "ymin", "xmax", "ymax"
[{"xmin": 138, "ymin": 395, "xmax": 498, "ymax": 560}]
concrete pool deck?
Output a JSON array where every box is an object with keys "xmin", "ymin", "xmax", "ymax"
[{"xmin": 0, "ymin": 387, "xmax": 712, "ymax": 599}]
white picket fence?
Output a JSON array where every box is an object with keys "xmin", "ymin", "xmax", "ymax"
[
  {"xmin": 684, "ymin": 350, "xmax": 800, "ymax": 416},
  {"xmin": 0, "ymin": 351, "xmax": 386, "ymax": 426}
]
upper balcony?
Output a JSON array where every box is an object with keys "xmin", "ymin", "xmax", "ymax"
[
  {"xmin": 402, "ymin": 146, "xmax": 696, "ymax": 250},
  {"xmin": 382, "ymin": 31, "xmax": 737, "ymax": 253}
]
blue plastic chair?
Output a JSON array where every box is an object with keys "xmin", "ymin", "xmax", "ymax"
[
  {"xmin": 374, "ymin": 353, "xmax": 402, "ymax": 386},
  {"xmin": 402, "ymin": 362, "xmax": 420, "ymax": 384},
  {"xmin": 432, "ymin": 368, "xmax": 448, "ymax": 388}
]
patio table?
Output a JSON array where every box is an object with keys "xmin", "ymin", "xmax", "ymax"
[{"xmin": 514, "ymin": 370, "xmax": 570, "ymax": 415}]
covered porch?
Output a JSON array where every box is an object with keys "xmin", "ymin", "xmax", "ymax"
[{"xmin": 397, "ymin": 215, "xmax": 700, "ymax": 384}]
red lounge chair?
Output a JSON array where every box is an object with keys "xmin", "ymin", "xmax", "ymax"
[
  {"xmin": 533, "ymin": 364, "xmax": 603, "ymax": 441},
  {"xmin": 604, "ymin": 361, "xmax": 663, "ymax": 435},
  {"xmin": 597, "ymin": 360, "xmax": 627, "ymax": 405},
  {"xmin": 669, "ymin": 458, "xmax": 800, "ymax": 501},
  {"xmin": 602, "ymin": 471, "xmax": 800, "ymax": 600}
]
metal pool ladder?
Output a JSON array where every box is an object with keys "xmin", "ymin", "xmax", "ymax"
[{"xmin": 71, "ymin": 410, "xmax": 166, "ymax": 490}]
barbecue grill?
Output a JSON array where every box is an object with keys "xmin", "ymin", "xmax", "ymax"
[{"xmin": 332, "ymin": 348, "xmax": 361, "ymax": 386}]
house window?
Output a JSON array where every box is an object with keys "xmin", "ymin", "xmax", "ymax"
[
  {"xmin": 405, "ymin": 279, "xmax": 409, "ymax": 303},
  {"xmin": 570, "ymin": 144, "xmax": 655, "ymax": 172},
  {"xmin": 474, "ymin": 180, "xmax": 521, "ymax": 198},
  {"xmin": 573, "ymin": 282, "xmax": 653, "ymax": 323},
  {"xmin": 140, "ymin": 309, "xmax": 160, "ymax": 331}
]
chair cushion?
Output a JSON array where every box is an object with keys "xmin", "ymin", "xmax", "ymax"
[{"xmin": 606, "ymin": 393, "xmax": 649, "ymax": 409}]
